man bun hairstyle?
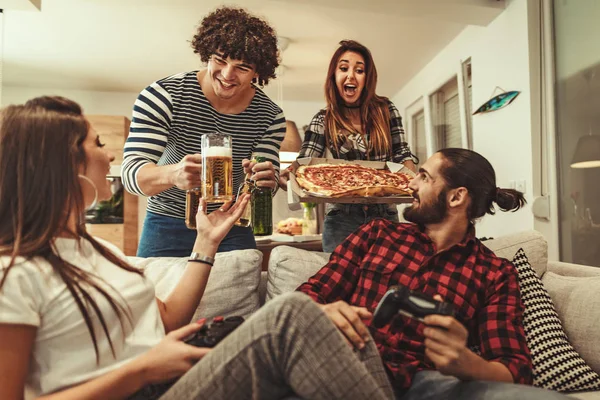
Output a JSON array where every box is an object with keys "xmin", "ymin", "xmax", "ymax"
[
  {"xmin": 437, "ymin": 148, "xmax": 526, "ymax": 221},
  {"xmin": 191, "ymin": 6, "xmax": 280, "ymax": 86},
  {"xmin": 495, "ymin": 187, "xmax": 527, "ymax": 213}
]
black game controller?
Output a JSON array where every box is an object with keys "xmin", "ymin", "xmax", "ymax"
[
  {"xmin": 128, "ymin": 316, "xmax": 246, "ymax": 400},
  {"xmin": 185, "ymin": 315, "xmax": 245, "ymax": 347},
  {"xmin": 372, "ymin": 285, "xmax": 454, "ymax": 328}
]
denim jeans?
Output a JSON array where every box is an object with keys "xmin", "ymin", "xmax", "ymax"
[
  {"xmin": 396, "ymin": 370, "xmax": 569, "ymax": 400},
  {"xmin": 137, "ymin": 211, "xmax": 256, "ymax": 257},
  {"xmin": 322, "ymin": 203, "xmax": 400, "ymax": 253}
]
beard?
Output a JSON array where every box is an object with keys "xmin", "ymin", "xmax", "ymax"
[{"xmin": 403, "ymin": 188, "xmax": 448, "ymax": 225}]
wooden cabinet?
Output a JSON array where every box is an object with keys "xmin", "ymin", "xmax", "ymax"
[{"xmin": 85, "ymin": 115, "xmax": 138, "ymax": 256}]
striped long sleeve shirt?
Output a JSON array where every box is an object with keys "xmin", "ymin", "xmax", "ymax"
[{"xmin": 122, "ymin": 71, "xmax": 286, "ymax": 218}]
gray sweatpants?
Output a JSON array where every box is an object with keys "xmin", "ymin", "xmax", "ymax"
[{"xmin": 161, "ymin": 292, "xmax": 395, "ymax": 400}]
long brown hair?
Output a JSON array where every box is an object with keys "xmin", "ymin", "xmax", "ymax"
[
  {"xmin": 0, "ymin": 96, "xmax": 143, "ymax": 363},
  {"xmin": 324, "ymin": 40, "xmax": 392, "ymax": 159}
]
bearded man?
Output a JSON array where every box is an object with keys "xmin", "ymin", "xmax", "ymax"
[{"xmin": 297, "ymin": 148, "xmax": 568, "ymax": 400}]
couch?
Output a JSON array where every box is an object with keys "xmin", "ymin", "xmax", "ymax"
[{"xmin": 133, "ymin": 230, "xmax": 600, "ymax": 399}]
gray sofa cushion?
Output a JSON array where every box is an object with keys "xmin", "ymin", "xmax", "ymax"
[
  {"xmin": 266, "ymin": 230, "xmax": 550, "ymax": 301},
  {"xmin": 543, "ymin": 272, "xmax": 600, "ymax": 375},
  {"xmin": 129, "ymin": 249, "xmax": 263, "ymax": 321},
  {"xmin": 484, "ymin": 230, "xmax": 548, "ymax": 277},
  {"xmin": 548, "ymin": 261, "xmax": 600, "ymax": 278},
  {"xmin": 266, "ymin": 246, "xmax": 330, "ymax": 301}
]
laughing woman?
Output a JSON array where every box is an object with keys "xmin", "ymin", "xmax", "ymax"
[{"xmin": 280, "ymin": 40, "xmax": 417, "ymax": 253}]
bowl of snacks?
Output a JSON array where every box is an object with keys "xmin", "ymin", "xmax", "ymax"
[{"xmin": 276, "ymin": 217, "xmax": 304, "ymax": 235}]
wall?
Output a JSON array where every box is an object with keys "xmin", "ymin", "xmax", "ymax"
[
  {"xmin": 271, "ymin": 99, "xmax": 325, "ymax": 225},
  {"xmin": 2, "ymin": 86, "xmax": 139, "ymax": 115},
  {"xmin": 3, "ymin": 85, "xmax": 324, "ymax": 235},
  {"xmin": 274, "ymin": 99, "xmax": 325, "ymax": 130},
  {"xmin": 392, "ymin": 0, "xmax": 535, "ymax": 239}
]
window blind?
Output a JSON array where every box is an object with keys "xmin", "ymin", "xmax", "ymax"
[{"xmin": 413, "ymin": 110, "xmax": 427, "ymax": 164}]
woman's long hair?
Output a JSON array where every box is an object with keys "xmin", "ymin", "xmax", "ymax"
[
  {"xmin": 0, "ymin": 96, "xmax": 143, "ymax": 363},
  {"xmin": 324, "ymin": 40, "xmax": 392, "ymax": 159}
]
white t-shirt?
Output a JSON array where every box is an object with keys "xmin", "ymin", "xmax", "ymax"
[{"xmin": 0, "ymin": 237, "xmax": 165, "ymax": 396}]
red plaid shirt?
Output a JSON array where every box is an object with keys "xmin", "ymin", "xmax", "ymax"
[{"xmin": 297, "ymin": 220, "xmax": 532, "ymax": 390}]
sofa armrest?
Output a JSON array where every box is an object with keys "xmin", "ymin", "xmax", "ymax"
[{"xmin": 546, "ymin": 261, "xmax": 600, "ymax": 278}]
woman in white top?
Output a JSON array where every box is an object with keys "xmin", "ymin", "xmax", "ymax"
[{"xmin": 0, "ymin": 96, "xmax": 395, "ymax": 400}]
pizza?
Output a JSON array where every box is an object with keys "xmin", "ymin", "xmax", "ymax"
[{"xmin": 294, "ymin": 163, "xmax": 412, "ymax": 198}]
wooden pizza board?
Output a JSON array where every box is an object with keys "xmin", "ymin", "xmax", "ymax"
[{"xmin": 287, "ymin": 158, "xmax": 415, "ymax": 205}]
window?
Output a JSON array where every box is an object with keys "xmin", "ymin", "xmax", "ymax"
[
  {"xmin": 412, "ymin": 110, "xmax": 427, "ymax": 165},
  {"xmin": 462, "ymin": 59, "xmax": 473, "ymax": 148},
  {"xmin": 430, "ymin": 77, "xmax": 462, "ymax": 150},
  {"xmin": 552, "ymin": 1, "xmax": 600, "ymax": 265}
]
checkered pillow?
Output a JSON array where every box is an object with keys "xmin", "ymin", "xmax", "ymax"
[{"xmin": 513, "ymin": 248, "xmax": 600, "ymax": 392}]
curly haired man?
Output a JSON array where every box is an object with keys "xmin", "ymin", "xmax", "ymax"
[{"xmin": 122, "ymin": 7, "xmax": 285, "ymax": 257}]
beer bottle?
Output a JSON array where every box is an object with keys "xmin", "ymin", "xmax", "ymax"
[
  {"xmin": 251, "ymin": 156, "xmax": 273, "ymax": 236},
  {"xmin": 235, "ymin": 173, "xmax": 253, "ymax": 228},
  {"xmin": 185, "ymin": 187, "xmax": 202, "ymax": 229}
]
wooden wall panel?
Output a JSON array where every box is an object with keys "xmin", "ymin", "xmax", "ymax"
[
  {"xmin": 87, "ymin": 115, "xmax": 127, "ymax": 164},
  {"xmin": 86, "ymin": 115, "xmax": 138, "ymax": 256}
]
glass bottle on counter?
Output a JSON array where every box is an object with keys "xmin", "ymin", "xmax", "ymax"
[
  {"xmin": 301, "ymin": 202, "xmax": 318, "ymax": 235},
  {"xmin": 251, "ymin": 156, "xmax": 273, "ymax": 236},
  {"xmin": 185, "ymin": 187, "xmax": 202, "ymax": 229}
]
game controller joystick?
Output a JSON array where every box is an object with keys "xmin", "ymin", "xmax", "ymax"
[
  {"xmin": 372, "ymin": 285, "xmax": 454, "ymax": 328},
  {"xmin": 185, "ymin": 315, "xmax": 245, "ymax": 347},
  {"xmin": 129, "ymin": 316, "xmax": 245, "ymax": 400}
]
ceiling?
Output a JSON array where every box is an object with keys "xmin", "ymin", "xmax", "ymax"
[{"xmin": 2, "ymin": 0, "xmax": 505, "ymax": 102}]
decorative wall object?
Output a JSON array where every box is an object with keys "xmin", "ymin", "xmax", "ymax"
[{"xmin": 473, "ymin": 87, "xmax": 520, "ymax": 115}]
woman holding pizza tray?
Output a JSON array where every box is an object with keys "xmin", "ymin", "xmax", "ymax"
[{"xmin": 279, "ymin": 39, "xmax": 417, "ymax": 253}]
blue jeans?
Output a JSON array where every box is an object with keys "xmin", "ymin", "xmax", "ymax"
[
  {"xmin": 322, "ymin": 203, "xmax": 399, "ymax": 253},
  {"xmin": 137, "ymin": 211, "xmax": 256, "ymax": 257},
  {"xmin": 397, "ymin": 370, "xmax": 569, "ymax": 400}
]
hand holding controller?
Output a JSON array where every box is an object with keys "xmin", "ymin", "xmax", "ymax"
[
  {"xmin": 128, "ymin": 316, "xmax": 245, "ymax": 400},
  {"xmin": 185, "ymin": 316, "xmax": 245, "ymax": 347},
  {"xmin": 372, "ymin": 285, "xmax": 454, "ymax": 328}
]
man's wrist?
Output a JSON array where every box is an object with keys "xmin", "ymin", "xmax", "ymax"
[
  {"xmin": 455, "ymin": 349, "xmax": 500, "ymax": 381},
  {"xmin": 165, "ymin": 164, "xmax": 178, "ymax": 186}
]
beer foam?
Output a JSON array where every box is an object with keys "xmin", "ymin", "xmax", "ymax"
[{"xmin": 203, "ymin": 147, "xmax": 232, "ymax": 158}]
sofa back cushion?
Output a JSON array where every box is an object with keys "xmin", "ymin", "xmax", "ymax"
[
  {"xmin": 266, "ymin": 246, "xmax": 329, "ymax": 301},
  {"xmin": 129, "ymin": 249, "xmax": 263, "ymax": 321},
  {"xmin": 483, "ymin": 230, "xmax": 548, "ymax": 277},
  {"xmin": 542, "ymin": 271, "xmax": 600, "ymax": 375},
  {"xmin": 266, "ymin": 230, "xmax": 549, "ymax": 301}
]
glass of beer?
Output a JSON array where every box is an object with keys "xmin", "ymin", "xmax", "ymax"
[{"xmin": 201, "ymin": 133, "xmax": 233, "ymax": 203}]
